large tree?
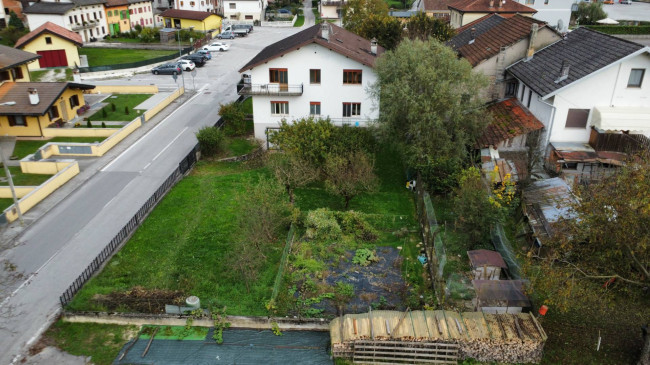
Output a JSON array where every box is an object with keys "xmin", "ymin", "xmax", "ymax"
[
  {"xmin": 342, "ymin": 0, "xmax": 389, "ymax": 35},
  {"xmin": 574, "ymin": 2, "xmax": 606, "ymax": 25},
  {"xmin": 357, "ymin": 14, "xmax": 403, "ymax": 50},
  {"xmin": 405, "ymin": 12, "xmax": 454, "ymax": 43},
  {"xmin": 268, "ymin": 153, "xmax": 318, "ymax": 205},
  {"xmin": 373, "ymin": 39, "xmax": 490, "ymax": 192}
]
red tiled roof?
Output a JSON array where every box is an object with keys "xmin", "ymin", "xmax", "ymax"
[
  {"xmin": 478, "ymin": 98, "xmax": 544, "ymax": 148},
  {"xmin": 0, "ymin": 82, "xmax": 95, "ymax": 116},
  {"xmin": 105, "ymin": 0, "xmax": 129, "ymax": 7},
  {"xmin": 467, "ymin": 249, "xmax": 507, "ymax": 268},
  {"xmin": 160, "ymin": 9, "xmax": 215, "ymax": 21},
  {"xmin": 239, "ymin": 23, "xmax": 384, "ymax": 72},
  {"xmin": 15, "ymin": 22, "xmax": 83, "ymax": 49},
  {"xmin": 423, "ymin": 0, "xmax": 454, "ymax": 11},
  {"xmin": 458, "ymin": 15, "xmax": 547, "ymax": 66},
  {"xmin": 456, "ymin": 13, "xmax": 500, "ymax": 33},
  {"xmin": 448, "ymin": 0, "xmax": 536, "ymax": 13}
]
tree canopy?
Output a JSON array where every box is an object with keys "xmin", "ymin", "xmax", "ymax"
[
  {"xmin": 342, "ymin": 0, "xmax": 389, "ymax": 35},
  {"xmin": 373, "ymin": 38, "xmax": 490, "ymax": 192},
  {"xmin": 357, "ymin": 14, "xmax": 403, "ymax": 50},
  {"xmin": 405, "ymin": 12, "xmax": 454, "ymax": 43},
  {"xmin": 574, "ymin": 2, "xmax": 607, "ymax": 25}
]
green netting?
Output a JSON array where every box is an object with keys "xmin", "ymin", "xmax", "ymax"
[
  {"xmin": 270, "ymin": 224, "xmax": 296, "ymax": 302},
  {"xmin": 423, "ymin": 192, "xmax": 447, "ymax": 278},
  {"xmin": 491, "ymin": 224, "xmax": 522, "ymax": 279},
  {"xmin": 446, "ymin": 273, "xmax": 475, "ymax": 300}
]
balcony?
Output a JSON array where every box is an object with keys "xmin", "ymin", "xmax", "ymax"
[
  {"xmin": 238, "ymin": 83, "xmax": 303, "ymax": 96},
  {"xmin": 71, "ymin": 21, "xmax": 98, "ymax": 31},
  {"xmin": 321, "ymin": 0, "xmax": 344, "ymax": 6}
]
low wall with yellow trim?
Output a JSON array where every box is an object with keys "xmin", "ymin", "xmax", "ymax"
[
  {"xmin": 94, "ymin": 117, "xmax": 142, "ymax": 156},
  {"xmin": 144, "ymin": 87, "xmax": 184, "ymax": 122},
  {"xmin": 20, "ymin": 158, "xmax": 78, "ymax": 175},
  {"xmin": 3, "ymin": 161, "xmax": 80, "ymax": 223},
  {"xmin": 0, "ymin": 187, "xmax": 36, "ymax": 198},
  {"xmin": 42, "ymin": 128, "xmax": 117, "ymax": 138},
  {"xmin": 87, "ymin": 85, "xmax": 159, "ymax": 94}
]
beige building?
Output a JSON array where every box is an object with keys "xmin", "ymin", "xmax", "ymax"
[{"xmin": 15, "ymin": 22, "xmax": 84, "ymax": 70}]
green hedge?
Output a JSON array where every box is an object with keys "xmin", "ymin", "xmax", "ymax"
[{"xmin": 584, "ymin": 25, "xmax": 650, "ymax": 35}]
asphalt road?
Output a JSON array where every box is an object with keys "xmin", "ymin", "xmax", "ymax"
[{"xmin": 0, "ymin": 26, "xmax": 300, "ymax": 364}]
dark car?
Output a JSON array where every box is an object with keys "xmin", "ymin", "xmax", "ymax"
[
  {"xmin": 181, "ymin": 54, "xmax": 206, "ymax": 67},
  {"xmin": 152, "ymin": 63, "xmax": 182, "ymax": 75}
]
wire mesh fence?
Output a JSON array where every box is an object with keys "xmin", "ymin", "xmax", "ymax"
[
  {"xmin": 59, "ymin": 145, "xmax": 198, "ymax": 307},
  {"xmin": 270, "ymin": 223, "xmax": 296, "ymax": 304},
  {"xmin": 78, "ymin": 47, "xmax": 192, "ymax": 73},
  {"xmin": 491, "ymin": 224, "xmax": 522, "ymax": 279}
]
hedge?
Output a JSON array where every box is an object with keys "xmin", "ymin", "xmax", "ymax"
[{"xmin": 584, "ymin": 25, "xmax": 650, "ymax": 35}]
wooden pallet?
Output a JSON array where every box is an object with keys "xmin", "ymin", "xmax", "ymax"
[{"xmin": 352, "ymin": 340, "xmax": 459, "ymax": 364}]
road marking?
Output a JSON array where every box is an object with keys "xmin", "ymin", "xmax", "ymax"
[
  {"xmin": 152, "ymin": 127, "xmax": 188, "ymax": 163},
  {"xmin": 143, "ymin": 162, "xmax": 151, "ymax": 170},
  {"xmin": 100, "ymin": 86, "xmax": 207, "ymax": 172},
  {"xmin": 103, "ymin": 196, "xmax": 117, "ymax": 210}
]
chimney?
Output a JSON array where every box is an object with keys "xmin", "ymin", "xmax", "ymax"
[
  {"xmin": 555, "ymin": 60, "xmax": 570, "ymax": 83},
  {"xmin": 321, "ymin": 23, "xmax": 329, "ymax": 41},
  {"xmin": 526, "ymin": 23, "xmax": 539, "ymax": 60},
  {"xmin": 469, "ymin": 28, "xmax": 476, "ymax": 44},
  {"xmin": 28, "ymin": 88, "xmax": 39, "ymax": 105},
  {"xmin": 489, "ymin": 0, "xmax": 494, "ymax": 7},
  {"xmin": 498, "ymin": 0, "xmax": 503, "ymax": 7},
  {"xmin": 370, "ymin": 38, "xmax": 378, "ymax": 55}
]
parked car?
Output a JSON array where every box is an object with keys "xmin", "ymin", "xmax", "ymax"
[
  {"xmin": 177, "ymin": 59, "xmax": 195, "ymax": 71},
  {"xmin": 181, "ymin": 55, "xmax": 206, "ymax": 67},
  {"xmin": 151, "ymin": 63, "xmax": 182, "ymax": 75},
  {"xmin": 203, "ymin": 42, "xmax": 230, "ymax": 52},
  {"xmin": 196, "ymin": 49, "xmax": 212, "ymax": 60},
  {"xmin": 619, "ymin": 0, "xmax": 632, "ymax": 4},
  {"xmin": 217, "ymin": 31, "xmax": 235, "ymax": 40},
  {"xmin": 277, "ymin": 8, "xmax": 292, "ymax": 14},
  {"xmin": 603, "ymin": 0, "xmax": 614, "ymax": 4}
]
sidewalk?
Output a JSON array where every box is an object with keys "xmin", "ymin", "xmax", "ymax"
[{"xmin": 0, "ymin": 89, "xmax": 194, "ymax": 250}]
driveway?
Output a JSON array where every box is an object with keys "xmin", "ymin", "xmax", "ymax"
[{"xmin": 604, "ymin": 1, "xmax": 650, "ymax": 22}]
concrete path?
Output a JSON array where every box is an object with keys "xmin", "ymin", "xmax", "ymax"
[
  {"xmin": 605, "ymin": 1, "xmax": 650, "ymax": 22},
  {"xmin": 0, "ymin": 26, "xmax": 301, "ymax": 365},
  {"xmin": 303, "ymin": 0, "xmax": 317, "ymax": 27},
  {"xmin": 134, "ymin": 91, "xmax": 175, "ymax": 110}
]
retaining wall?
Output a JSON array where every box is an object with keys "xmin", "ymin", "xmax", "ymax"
[
  {"xmin": 0, "ymin": 187, "xmax": 36, "ymax": 198},
  {"xmin": 89, "ymin": 85, "xmax": 159, "ymax": 94}
]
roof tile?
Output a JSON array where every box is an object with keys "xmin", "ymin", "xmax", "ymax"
[
  {"xmin": 15, "ymin": 22, "xmax": 83, "ymax": 49},
  {"xmin": 477, "ymin": 98, "xmax": 544, "ymax": 148},
  {"xmin": 448, "ymin": 0, "xmax": 536, "ymax": 13}
]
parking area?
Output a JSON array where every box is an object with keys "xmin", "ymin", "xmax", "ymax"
[{"xmin": 604, "ymin": 1, "xmax": 650, "ymax": 22}]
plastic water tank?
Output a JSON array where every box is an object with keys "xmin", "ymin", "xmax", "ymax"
[{"xmin": 186, "ymin": 296, "xmax": 200, "ymax": 309}]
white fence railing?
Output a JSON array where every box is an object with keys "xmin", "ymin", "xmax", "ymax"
[{"xmin": 261, "ymin": 14, "xmax": 297, "ymax": 27}]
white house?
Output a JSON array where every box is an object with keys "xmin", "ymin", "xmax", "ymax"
[
  {"xmin": 174, "ymin": 0, "xmax": 217, "ymax": 12},
  {"xmin": 238, "ymin": 23, "xmax": 383, "ymax": 143},
  {"xmin": 128, "ymin": 0, "xmax": 156, "ymax": 27},
  {"xmin": 512, "ymin": 0, "xmax": 572, "ymax": 31},
  {"xmin": 507, "ymin": 27, "xmax": 650, "ymax": 180},
  {"xmin": 24, "ymin": 0, "xmax": 109, "ymax": 42},
  {"xmin": 223, "ymin": 0, "xmax": 265, "ymax": 21}
]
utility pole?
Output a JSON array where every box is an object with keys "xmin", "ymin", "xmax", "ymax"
[{"xmin": 0, "ymin": 136, "xmax": 23, "ymax": 225}]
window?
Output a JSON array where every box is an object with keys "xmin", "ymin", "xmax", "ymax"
[
  {"xmin": 229, "ymin": 2, "xmax": 236, "ymax": 8},
  {"xmin": 343, "ymin": 69, "xmax": 362, "ymax": 84},
  {"xmin": 245, "ymin": 15, "xmax": 253, "ymax": 19},
  {"xmin": 69, "ymin": 15, "xmax": 73, "ymax": 23},
  {"xmin": 69, "ymin": 94, "xmax": 80, "ymax": 109},
  {"xmin": 99, "ymin": 11, "xmax": 102, "ymax": 18},
  {"xmin": 526, "ymin": 89, "xmax": 532, "ymax": 108},
  {"xmin": 230, "ymin": 15, "xmax": 237, "ymax": 19},
  {"xmin": 525, "ymin": 0, "xmax": 535, "ymax": 4},
  {"xmin": 129, "ymin": 9, "xmax": 133, "ymax": 14},
  {"xmin": 139, "ymin": 7, "xmax": 143, "ymax": 12},
  {"xmin": 505, "ymin": 80, "xmax": 518, "ymax": 97},
  {"xmin": 94, "ymin": 12, "xmax": 97, "ymax": 19},
  {"xmin": 271, "ymin": 101, "xmax": 289, "ymax": 115},
  {"xmin": 310, "ymin": 69, "xmax": 321, "ymax": 84},
  {"xmin": 310, "ymin": 102, "xmax": 321, "ymax": 115},
  {"xmin": 269, "ymin": 68, "xmax": 288, "ymax": 84},
  {"xmin": 13, "ymin": 67, "xmax": 23, "ymax": 80},
  {"xmin": 8, "ymin": 116, "xmax": 26, "ymax": 127},
  {"xmin": 74, "ymin": 15, "xmax": 78, "ymax": 23},
  {"xmin": 89, "ymin": 29, "xmax": 93, "ymax": 36},
  {"xmin": 48, "ymin": 106, "xmax": 60, "ymax": 120},
  {"xmin": 544, "ymin": 0, "xmax": 548, "ymax": 4},
  {"xmin": 102, "ymin": 27, "xmax": 105, "ymax": 34},
  {"xmin": 520, "ymin": 85, "xmax": 525, "ymax": 101},
  {"xmin": 565, "ymin": 109, "xmax": 590, "ymax": 128},
  {"xmin": 81, "ymin": 14, "xmax": 84, "ymax": 22},
  {"xmin": 628, "ymin": 69, "xmax": 645, "ymax": 87},
  {"xmin": 0, "ymin": 70, "xmax": 9, "ymax": 81},
  {"xmin": 190, "ymin": 1, "xmax": 195, "ymax": 5},
  {"xmin": 343, "ymin": 102, "xmax": 361, "ymax": 117},
  {"xmin": 107, "ymin": 10, "xmax": 112, "ymax": 16}
]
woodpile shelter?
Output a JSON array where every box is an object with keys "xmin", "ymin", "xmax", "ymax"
[
  {"xmin": 467, "ymin": 249, "xmax": 507, "ymax": 280},
  {"xmin": 331, "ymin": 309, "xmax": 547, "ymax": 364},
  {"xmin": 473, "ymin": 279, "xmax": 531, "ymax": 314}
]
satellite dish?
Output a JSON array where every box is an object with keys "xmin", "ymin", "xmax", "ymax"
[{"xmin": 557, "ymin": 19, "xmax": 564, "ymax": 31}]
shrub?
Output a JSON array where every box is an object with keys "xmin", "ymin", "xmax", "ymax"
[
  {"xmin": 304, "ymin": 208, "xmax": 342, "ymax": 241},
  {"xmin": 219, "ymin": 102, "xmax": 247, "ymax": 136},
  {"xmin": 195, "ymin": 126, "xmax": 225, "ymax": 157},
  {"xmin": 337, "ymin": 210, "xmax": 378, "ymax": 242},
  {"xmin": 124, "ymin": 106, "xmax": 129, "ymax": 115},
  {"xmin": 101, "ymin": 122, "xmax": 106, "ymax": 128},
  {"xmin": 86, "ymin": 119, "xmax": 92, "ymax": 128},
  {"xmin": 102, "ymin": 108, "xmax": 107, "ymax": 118},
  {"xmin": 352, "ymin": 248, "xmax": 378, "ymax": 267},
  {"xmin": 111, "ymin": 103, "xmax": 116, "ymax": 112}
]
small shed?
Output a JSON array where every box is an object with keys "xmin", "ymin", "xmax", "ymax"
[
  {"xmin": 473, "ymin": 280, "xmax": 531, "ymax": 314},
  {"xmin": 14, "ymin": 21, "xmax": 83, "ymax": 70},
  {"xmin": 467, "ymin": 249, "xmax": 507, "ymax": 280}
]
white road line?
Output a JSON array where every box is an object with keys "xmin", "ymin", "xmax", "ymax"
[
  {"xmin": 152, "ymin": 127, "xmax": 188, "ymax": 163},
  {"xmin": 100, "ymin": 86, "xmax": 207, "ymax": 172},
  {"xmin": 103, "ymin": 196, "xmax": 117, "ymax": 210}
]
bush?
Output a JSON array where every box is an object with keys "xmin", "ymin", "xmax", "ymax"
[
  {"xmin": 101, "ymin": 122, "xmax": 106, "ymax": 128},
  {"xmin": 219, "ymin": 102, "xmax": 247, "ymax": 136},
  {"xmin": 102, "ymin": 108, "xmax": 107, "ymax": 118},
  {"xmin": 111, "ymin": 103, "xmax": 116, "ymax": 112},
  {"xmin": 337, "ymin": 210, "xmax": 378, "ymax": 242},
  {"xmin": 584, "ymin": 25, "xmax": 650, "ymax": 35},
  {"xmin": 124, "ymin": 106, "xmax": 129, "ymax": 115},
  {"xmin": 304, "ymin": 208, "xmax": 342, "ymax": 241},
  {"xmin": 86, "ymin": 119, "xmax": 92, "ymax": 128},
  {"xmin": 352, "ymin": 248, "xmax": 378, "ymax": 267},
  {"xmin": 139, "ymin": 27, "xmax": 160, "ymax": 43},
  {"xmin": 195, "ymin": 126, "xmax": 225, "ymax": 157}
]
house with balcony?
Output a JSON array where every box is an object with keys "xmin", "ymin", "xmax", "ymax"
[
  {"xmin": 447, "ymin": 0, "xmax": 536, "ymax": 28},
  {"xmin": 512, "ymin": 0, "xmax": 571, "ymax": 31},
  {"xmin": 223, "ymin": 0, "xmax": 265, "ymax": 22},
  {"xmin": 24, "ymin": 0, "xmax": 109, "ymax": 42},
  {"xmin": 0, "ymin": 82, "xmax": 95, "ymax": 137},
  {"xmin": 448, "ymin": 14, "xmax": 561, "ymax": 100},
  {"xmin": 173, "ymin": 0, "xmax": 216, "ymax": 13},
  {"xmin": 238, "ymin": 23, "xmax": 383, "ymax": 143},
  {"xmin": 15, "ymin": 22, "xmax": 83, "ymax": 70},
  {"xmin": 0, "ymin": 45, "xmax": 39, "ymax": 82},
  {"xmin": 507, "ymin": 27, "xmax": 650, "ymax": 183},
  {"xmin": 128, "ymin": 0, "xmax": 155, "ymax": 28}
]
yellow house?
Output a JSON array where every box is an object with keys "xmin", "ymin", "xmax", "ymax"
[
  {"xmin": 160, "ymin": 9, "xmax": 222, "ymax": 32},
  {"xmin": 0, "ymin": 82, "xmax": 95, "ymax": 137},
  {"xmin": 14, "ymin": 22, "xmax": 83, "ymax": 71},
  {"xmin": 106, "ymin": 0, "xmax": 132, "ymax": 35},
  {"xmin": 0, "ymin": 45, "xmax": 39, "ymax": 82}
]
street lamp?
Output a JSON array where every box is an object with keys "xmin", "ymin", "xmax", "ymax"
[
  {"xmin": 0, "ymin": 136, "xmax": 23, "ymax": 225},
  {"xmin": 176, "ymin": 28, "xmax": 186, "ymax": 93}
]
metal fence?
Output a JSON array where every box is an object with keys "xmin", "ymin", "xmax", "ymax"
[
  {"xmin": 59, "ymin": 145, "xmax": 198, "ymax": 307},
  {"xmin": 78, "ymin": 47, "xmax": 192, "ymax": 73},
  {"xmin": 270, "ymin": 223, "xmax": 296, "ymax": 304}
]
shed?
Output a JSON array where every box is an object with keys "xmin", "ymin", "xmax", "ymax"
[
  {"xmin": 467, "ymin": 249, "xmax": 507, "ymax": 280},
  {"xmin": 14, "ymin": 22, "xmax": 82, "ymax": 70},
  {"xmin": 473, "ymin": 279, "xmax": 531, "ymax": 314}
]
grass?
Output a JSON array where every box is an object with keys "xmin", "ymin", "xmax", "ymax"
[
  {"xmin": 67, "ymin": 161, "xmax": 283, "ymax": 316},
  {"xmin": 30, "ymin": 68, "xmax": 73, "ymax": 82},
  {"xmin": 79, "ymin": 48, "xmax": 177, "ymax": 67},
  {"xmin": 11, "ymin": 137, "xmax": 108, "ymax": 160},
  {"xmin": 0, "ymin": 166, "xmax": 52, "ymax": 186},
  {"xmin": 294, "ymin": 15, "xmax": 305, "ymax": 27},
  {"xmin": 241, "ymin": 97, "xmax": 253, "ymax": 115},
  {"xmin": 87, "ymin": 94, "xmax": 153, "ymax": 122},
  {"xmin": 140, "ymin": 325, "xmax": 208, "ymax": 340},
  {"xmin": 225, "ymin": 137, "xmax": 257, "ymax": 156},
  {"xmin": 0, "ymin": 198, "xmax": 13, "ymax": 212},
  {"xmin": 41, "ymin": 320, "xmax": 137, "ymax": 365}
]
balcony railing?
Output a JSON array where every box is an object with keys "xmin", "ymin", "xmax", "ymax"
[
  {"xmin": 71, "ymin": 21, "xmax": 98, "ymax": 31},
  {"xmin": 321, "ymin": 0, "xmax": 345, "ymax": 6},
  {"xmin": 328, "ymin": 118, "xmax": 373, "ymax": 126},
  {"xmin": 238, "ymin": 83, "xmax": 303, "ymax": 96}
]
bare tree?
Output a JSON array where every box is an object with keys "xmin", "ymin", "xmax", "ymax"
[
  {"xmin": 324, "ymin": 151, "xmax": 378, "ymax": 209},
  {"xmin": 268, "ymin": 153, "xmax": 318, "ymax": 205}
]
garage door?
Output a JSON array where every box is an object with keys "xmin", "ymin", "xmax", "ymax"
[{"xmin": 37, "ymin": 50, "xmax": 68, "ymax": 68}]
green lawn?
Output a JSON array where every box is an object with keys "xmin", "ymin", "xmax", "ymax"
[
  {"xmin": 139, "ymin": 325, "xmax": 208, "ymax": 340},
  {"xmin": 241, "ymin": 97, "xmax": 253, "ymax": 115},
  {"xmin": 225, "ymin": 137, "xmax": 257, "ymax": 156},
  {"xmin": 12, "ymin": 137, "xmax": 108, "ymax": 160},
  {"xmin": 87, "ymin": 94, "xmax": 153, "ymax": 122},
  {"xmin": 79, "ymin": 48, "xmax": 178, "ymax": 67},
  {"xmin": 0, "ymin": 166, "xmax": 52, "ymax": 186},
  {"xmin": 43, "ymin": 321, "xmax": 137, "ymax": 365},
  {"xmin": 30, "ymin": 68, "xmax": 73, "ymax": 82},
  {"xmin": 0, "ymin": 198, "xmax": 13, "ymax": 212},
  {"xmin": 294, "ymin": 15, "xmax": 305, "ymax": 27}
]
